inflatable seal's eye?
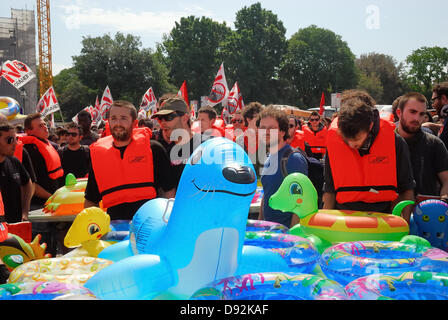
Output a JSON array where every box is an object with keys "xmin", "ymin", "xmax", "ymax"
[
  {"xmin": 191, "ymin": 149, "xmax": 202, "ymax": 165},
  {"xmin": 88, "ymin": 223, "xmax": 100, "ymax": 235},
  {"xmin": 439, "ymin": 215, "xmax": 446, "ymax": 223},
  {"xmin": 422, "ymin": 215, "xmax": 430, "ymax": 222},
  {"xmin": 289, "ymin": 183, "xmax": 302, "ymax": 195}
]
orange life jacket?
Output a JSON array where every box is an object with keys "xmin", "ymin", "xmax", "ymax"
[
  {"xmin": 0, "ymin": 192, "xmax": 8, "ymax": 242},
  {"xmin": 19, "ymin": 135, "xmax": 63, "ymax": 179},
  {"xmin": 303, "ymin": 125, "xmax": 327, "ymax": 154},
  {"xmin": 13, "ymin": 140, "xmax": 24, "ymax": 162},
  {"xmin": 326, "ymin": 118, "xmax": 398, "ymax": 204},
  {"xmin": 290, "ymin": 130, "xmax": 306, "ymax": 151},
  {"xmin": 90, "ymin": 127, "xmax": 156, "ymax": 208}
]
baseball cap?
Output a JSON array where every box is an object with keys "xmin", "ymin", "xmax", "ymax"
[{"xmin": 151, "ymin": 98, "xmax": 189, "ymax": 118}]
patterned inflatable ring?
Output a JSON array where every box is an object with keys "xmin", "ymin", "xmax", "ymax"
[
  {"xmin": 246, "ymin": 219, "xmax": 289, "ymax": 233},
  {"xmin": 245, "ymin": 231, "xmax": 320, "ymax": 273},
  {"xmin": 7, "ymin": 257, "xmax": 113, "ymax": 285},
  {"xmin": 0, "ymin": 281, "xmax": 96, "ymax": 300},
  {"xmin": 0, "ymin": 97, "xmax": 20, "ymax": 120},
  {"xmin": 191, "ymin": 272, "xmax": 348, "ymax": 300},
  {"xmin": 345, "ymin": 271, "xmax": 448, "ymax": 300},
  {"xmin": 320, "ymin": 241, "xmax": 448, "ymax": 286}
]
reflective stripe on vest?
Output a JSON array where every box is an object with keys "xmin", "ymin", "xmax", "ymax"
[
  {"xmin": 326, "ymin": 118, "xmax": 398, "ymax": 204},
  {"xmin": 303, "ymin": 125, "xmax": 327, "ymax": 154},
  {"xmin": 90, "ymin": 127, "xmax": 156, "ymax": 208},
  {"xmin": 19, "ymin": 135, "xmax": 63, "ymax": 179}
]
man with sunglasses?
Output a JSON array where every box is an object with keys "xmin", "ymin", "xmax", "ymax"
[
  {"xmin": 286, "ymin": 115, "xmax": 306, "ymax": 151},
  {"xmin": 236, "ymin": 102, "xmax": 265, "ymax": 178},
  {"xmin": 58, "ymin": 123, "xmax": 90, "ymax": 180},
  {"xmin": 151, "ymin": 97, "xmax": 203, "ymax": 188},
  {"xmin": 0, "ymin": 121, "xmax": 34, "ymax": 224},
  {"xmin": 302, "ymin": 111, "xmax": 327, "ymax": 160},
  {"xmin": 224, "ymin": 110, "xmax": 246, "ymax": 142},
  {"xmin": 431, "ymin": 82, "xmax": 448, "ymax": 149}
]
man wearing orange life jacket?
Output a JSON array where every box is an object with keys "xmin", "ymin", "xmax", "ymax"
[
  {"xmin": 21, "ymin": 113, "xmax": 63, "ymax": 209},
  {"xmin": 302, "ymin": 111, "xmax": 327, "ymax": 160},
  {"xmin": 323, "ymin": 90, "xmax": 415, "ymax": 223},
  {"xmin": 197, "ymin": 106, "xmax": 225, "ymax": 138},
  {"xmin": 235, "ymin": 102, "xmax": 266, "ymax": 180},
  {"xmin": 287, "ymin": 115, "xmax": 306, "ymax": 151},
  {"xmin": 21, "ymin": 113, "xmax": 63, "ymax": 256},
  {"xmin": 84, "ymin": 100, "xmax": 176, "ymax": 220},
  {"xmin": 224, "ymin": 110, "xmax": 246, "ymax": 142}
]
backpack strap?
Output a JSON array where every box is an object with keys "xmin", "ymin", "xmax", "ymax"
[{"xmin": 281, "ymin": 146, "xmax": 309, "ymax": 178}]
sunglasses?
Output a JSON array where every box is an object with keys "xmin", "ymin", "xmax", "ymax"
[
  {"xmin": 67, "ymin": 132, "xmax": 79, "ymax": 137},
  {"xmin": 431, "ymin": 96, "xmax": 440, "ymax": 104},
  {"xmin": 157, "ymin": 112, "xmax": 180, "ymax": 122},
  {"xmin": 5, "ymin": 136, "xmax": 17, "ymax": 144},
  {"xmin": 288, "ymin": 124, "xmax": 296, "ymax": 128},
  {"xmin": 232, "ymin": 119, "xmax": 243, "ymax": 124},
  {"xmin": 309, "ymin": 118, "xmax": 320, "ymax": 122}
]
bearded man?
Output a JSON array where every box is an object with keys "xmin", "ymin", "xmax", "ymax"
[
  {"xmin": 396, "ymin": 92, "xmax": 448, "ymax": 200},
  {"xmin": 84, "ymin": 100, "xmax": 176, "ymax": 220}
]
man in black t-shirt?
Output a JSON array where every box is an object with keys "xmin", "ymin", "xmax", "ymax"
[
  {"xmin": 77, "ymin": 110, "xmax": 100, "ymax": 146},
  {"xmin": 58, "ymin": 123, "xmax": 90, "ymax": 180},
  {"xmin": 152, "ymin": 97, "xmax": 204, "ymax": 189},
  {"xmin": 0, "ymin": 122, "xmax": 33, "ymax": 223},
  {"xmin": 396, "ymin": 92, "xmax": 448, "ymax": 198},
  {"xmin": 84, "ymin": 100, "xmax": 177, "ymax": 220}
]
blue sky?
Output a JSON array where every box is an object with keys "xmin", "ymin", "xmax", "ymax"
[{"xmin": 2, "ymin": 0, "xmax": 447, "ymax": 75}]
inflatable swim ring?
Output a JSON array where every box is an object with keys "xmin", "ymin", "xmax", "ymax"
[
  {"xmin": 345, "ymin": 271, "xmax": 448, "ymax": 300},
  {"xmin": 0, "ymin": 97, "xmax": 20, "ymax": 120},
  {"xmin": 320, "ymin": 240, "xmax": 448, "ymax": 286},
  {"xmin": 8, "ymin": 257, "xmax": 113, "ymax": 285},
  {"xmin": 269, "ymin": 173, "xmax": 412, "ymax": 253},
  {"xmin": 0, "ymin": 281, "xmax": 95, "ymax": 300},
  {"xmin": 190, "ymin": 272, "xmax": 348, "ymax": 300},
  {"xmin": 246, "ymin": 220, "xmax": 289, "ymax": 233},
  {"xmin": 244, "ymin": 231, "xmax": 319, "ymax": 273}
]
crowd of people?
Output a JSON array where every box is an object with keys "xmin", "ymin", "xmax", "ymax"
[{"xmin": 0, "ymin": 82, "xmax": 447, "ymax": 282}]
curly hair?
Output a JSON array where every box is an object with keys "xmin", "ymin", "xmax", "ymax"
[{"xmin": 257, "ymin": 105, "xmax": 290, "ymax": 141}]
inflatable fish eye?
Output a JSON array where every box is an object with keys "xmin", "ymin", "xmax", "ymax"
[
  {"xmin": 422, "ymin": 215, "xmax": 430, "ymax": 222},
  {"xmin": 88, "ymin": 223, "xmax": 100, "ymax": 235},
  {"xmin": 289, "ymin": 183, "xmax": 302, "ymax": 195},
  {"xmin": 190, "ymin": 148, "xmax": 202, "ymax": 165},
  {"xmin": 439, "ymin": 215, "xmax": 446, "ymax": 223}
]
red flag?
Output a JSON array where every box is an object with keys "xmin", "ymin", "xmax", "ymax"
[
  {"xmin": 177, "ymin": 81, "xmax": 189, "ymax": 107},
  {"xmin": 319, "ymin": 92, "xmax": 325, "ymax": 116}
]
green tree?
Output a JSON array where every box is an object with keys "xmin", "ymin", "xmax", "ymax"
[
  {"xmin": 222, "ymin": 2, "xmax": 287, "ymax": 103},
  {"xmin": 53, "ymin": 67, "xmax": 96, "ymax": 120},
  {"xmin": 72, "ymin": 32, "xmax": 174, "ymax": 106},
  {"xmin": 280, "ymin": 25, "xmax": 357, "ymax": 108},
  {"xmin": 405, "ymin": 46, "xmax": 448, "ymax": 98},
  {"xmin": 356, "ymin": 52, "xmax": 406, "ymax": 104},
  {"xmin": 357, "ymin": 72, "xmax": 384, "ymax": 102},
  {"xmin": 161, "ymin": 16, "xmax": 231, "ymax": 100}
]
